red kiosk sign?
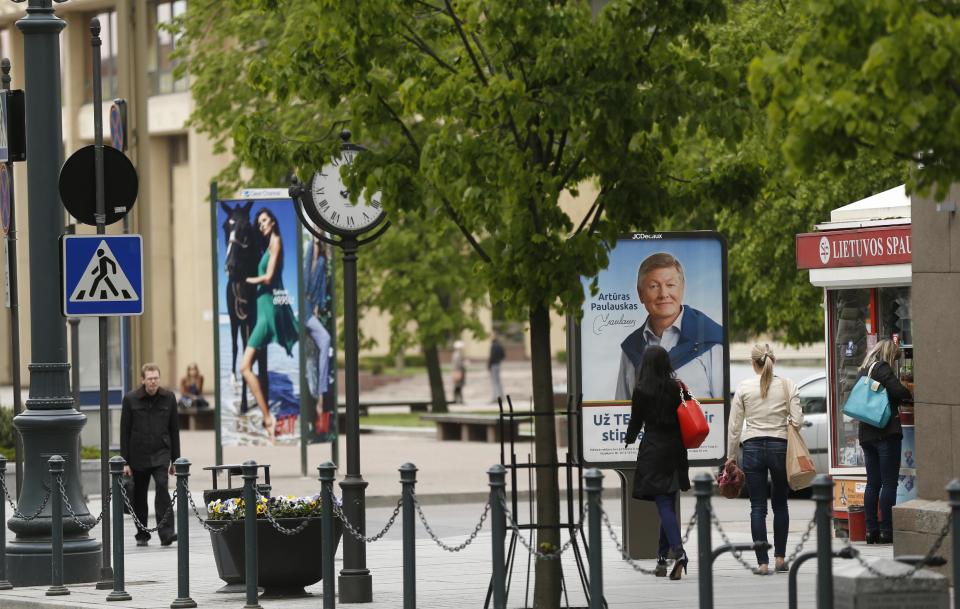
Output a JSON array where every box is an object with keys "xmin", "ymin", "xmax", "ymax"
[{"xmin": 796, "ymin": 225, "xmax": 911, "ymax": 270}]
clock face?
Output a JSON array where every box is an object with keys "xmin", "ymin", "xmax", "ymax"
[{"xmin": 306, "ymin": 148, "xmax": 385, "ymax": 235}]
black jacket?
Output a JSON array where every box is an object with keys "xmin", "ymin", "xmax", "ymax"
[
  {"xmin": 624, "ymin": 380, "xmax": 690, "ymax": 499},
  {"xmin": 120, "ymin": 386, "xmax": 180, "ymax": 470},
  {"xmin": 856, "ymin": 361, "xmax": 912, "ymax": 443}
]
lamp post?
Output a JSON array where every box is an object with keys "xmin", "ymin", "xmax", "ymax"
[{"xmin": 7, "ymin": 0, "xmax": 101, "ymax": 586}]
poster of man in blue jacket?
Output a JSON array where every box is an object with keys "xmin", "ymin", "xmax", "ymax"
[{"xmin": 580, "ymin": 232, "xmax": 728, "ymax": 466}]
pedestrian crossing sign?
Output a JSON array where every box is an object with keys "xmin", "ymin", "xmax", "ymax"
[{"xmin": 61, "ymin": 234, "xmax": 144, "ymax": 317}]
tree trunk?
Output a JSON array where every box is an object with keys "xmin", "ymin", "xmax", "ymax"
[
  {"xmin": 530, "ymin": 303, "xmax": 561, "ymax": 608},
  {"xmin": 423, "ymin": 344, "xmax": 448, "ymax": 413}
]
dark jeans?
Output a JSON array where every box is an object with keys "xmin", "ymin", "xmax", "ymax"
[
  {"xmin": 861, "ymin": 435, "xmax": 902, "ymax": 534},
  {"xmin": 654, "ymin": 493, "xmax": 682, "ymax": 559},
  {"xmin": 741, "ymin": 437, "xmax": 789, "ymax": 565},
  {"xmin": 132, "ymin": 465, "xmax": 174, "ymax": 542}
]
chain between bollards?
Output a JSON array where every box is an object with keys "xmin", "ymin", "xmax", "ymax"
[
  {"xmin": 242, "ymin": 460, "xmax": 262, "ymax": 609},
  {"xmin": 171, "ymin": 458, "xmax": 195, "ymax": 608},
  {"xmin": 584, "ymin": 469, "xmax": 603, "ymax": 609},
  {"xmin": 319, "ymin": 461, "xmax": 337, "ymax": 609},
  {"xmin": 107, "ymin": 457, "xmax": 131, "ymax": 601},
  {"xmin": 46, "ymin": 456, "xmax": 68, "ymax": 596},
  {"xmin": 488, "ymin": 464, "xmax": 506, "ymax": 609}
]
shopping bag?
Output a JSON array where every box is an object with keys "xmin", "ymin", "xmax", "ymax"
[
  {"xmin": 717, "ymin": 461, "xmax": 745, "ymax": 499},
  {"xmin": 786, "ymin": 424, "xmax": 817, "ymax": 490},
  {"xmin": 841, "ymin": 362, "xmax": 892, "ymax": 428},
  {"xmin": 676, "ymin": 382, "xmax": 709, "ymax": 449}
]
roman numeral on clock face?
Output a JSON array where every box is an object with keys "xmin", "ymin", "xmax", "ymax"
[
  {"xmin": 318, "ymin": 199, "xmax": 329, "ymax": 211},
  {"xmin": 347, "ymin": 216, "xmax": 355, "ymax": 227},
  {"xmin": 330, "ymin": 210, "xmax": 340, "ymax": 224}
]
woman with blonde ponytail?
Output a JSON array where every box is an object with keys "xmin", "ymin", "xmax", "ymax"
[{"xmin": 726, "ymin": 344, "xmax": 803, "ymax": 574}]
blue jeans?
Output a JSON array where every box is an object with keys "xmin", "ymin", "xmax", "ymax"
[
  {"xmin": 861, "ymin": 436, "xmax": 902, "ymax": 534},
  {"xmin": 654, "ymin": 493, "xmax": 682, "ymax": 559},
  {"xmin": 741, "ymin": 437, "xmax": 789, "ymax": 565}
]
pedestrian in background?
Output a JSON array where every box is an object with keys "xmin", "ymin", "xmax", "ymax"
[
  {"xmin": 177, "ymin": 363, "xmax": 208, "ymax": 409},
  {"xmin": 488, "ymin": 332, "xmax": 506, "ymax": 403},
  {"xmin": 623, "ymin": 345, "xmax": 689, "ymax": 580},
  {"xmin": 857, "ymin": 339, "xmax": 912, "ymax": 544},
  {"xmin": 121, "ymin": 363, "xmax": 180, "ymax": 547},
  {"xmin": 726, "ymin": 344, "xmax": 802, "ymax": 574},
  {"xmin": 451, "ymin": 340, "xmax": 467, "ymax": 404}
]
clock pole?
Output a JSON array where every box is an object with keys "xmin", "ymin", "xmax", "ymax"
[{"xmin": 338, "ymin": 235, "xmax": 372, "ymax": 602}]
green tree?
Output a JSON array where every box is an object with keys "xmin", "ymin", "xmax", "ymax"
[
  {"xmin": 663, "ymin": 0, "xmax": 906, "ymax": 343},
  {"xmin": 748, "ymin": 0, "xmax": 959, "ymax": 198},
  {"xmin": 178, "ymin": 1, "xmax": 729, "ymax": 603},
  {"xmin": 359, "ymin": 210, "xmax": 487, "ymax": 413}
]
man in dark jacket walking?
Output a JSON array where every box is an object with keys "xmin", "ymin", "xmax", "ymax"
[{"xmin": 121, "ymin": 363, "xmax": 180, "ymax": 547}]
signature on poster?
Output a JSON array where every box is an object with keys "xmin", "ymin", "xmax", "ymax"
[{"xmin": 592, "ymin": 313, "xmax": 637, "ymax": 335}]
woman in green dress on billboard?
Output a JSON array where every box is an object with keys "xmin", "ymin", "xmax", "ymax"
[{"xmin": 239, "ymin": 207, "xmax": 299, "ymax": 437}]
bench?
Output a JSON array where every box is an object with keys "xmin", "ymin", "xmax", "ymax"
[
  {"xmin": 178, "ymin": 407, "xmax": 215, "ymax": 431},
  {"xmin": 337, "ymin": 400, "xmax": 437, "ymax": 417},
  {"xmin": 420, "ymin": 414, "xmax": 529, "ymax": 443}
]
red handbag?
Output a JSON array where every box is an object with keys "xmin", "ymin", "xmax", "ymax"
[{"xmin": 676, "ymin": 381, "xmax": 709, "ymax": 449}]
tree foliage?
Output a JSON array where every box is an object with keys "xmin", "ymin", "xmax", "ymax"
[{"xmin": 748, "ymin": 0, "xmax": 957, "ymax": 198}]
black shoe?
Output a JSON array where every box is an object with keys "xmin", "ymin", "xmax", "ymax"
[
  {"xmin": 160, "ymin": 534, "xmax": 178, "ymax": 547},
  {"xmin": 878, "ymin": 531, "xmax": 893, "ymax": 545},
  {"xmin": 865, "ymin": 530, "xmax": 879, "ymax": 544},
  {"xmin": 669, "ymin": 551, "xmax": 688, "ymax": 580},
  {"xmin": 136, "ymin": 539, "xmax": 148, "ymax": 547},
  {"xmin": 654, "ymin": 557, "xmax": 668, "ymax": 577}
]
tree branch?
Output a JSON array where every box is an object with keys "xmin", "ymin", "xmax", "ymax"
[
  {"xmin": 558, "ymin": 153, "xmax": 585, "ymax": 187},
  {"xmin": 435, "ymin": 189, "xmax": 492, "ymax": 263},
  {"xmin": 644, "ymin": 25, "xmax": 660, "ymax": 54},
  {"xmin": 400, "ymin": 25, "xmax": 457, "ymax": 73},
  {"xmin": 587, "ymin": 199, "xmax": 605, "ymax": 235},
  {"xmin": 444, "ymin": 0, "xmax": 488, "ymax": 86},
  {"xmin": 377, "ymin": 94, "xmax": 422, "ymax": 155},
  {"xmin": 551, "ymin": 130, "xmax": 568, "ymax": 176},
  {"xmin": 471, "ymin": 31, "xmax": 496, "ymax": 76},
  {"xmin": 572, "ymin": 195, "xmax": 599, "ymax": 237},
  {"xmin": 543, "ymin": 129, "xmax": 555, "ymax": 170}
]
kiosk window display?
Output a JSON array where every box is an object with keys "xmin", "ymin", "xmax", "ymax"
[{"xmin": 796, "ymin": 184, "xmax": 915, "ymax": 532}]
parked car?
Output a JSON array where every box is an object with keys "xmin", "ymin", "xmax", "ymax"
[{"xmin": 795, "ymin": 373, "xmax": 829, "ymax": 475}]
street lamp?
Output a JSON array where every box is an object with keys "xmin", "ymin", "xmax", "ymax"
[{"xmin": 6, "ymin": 0, "xmax": 101, "ymax": 585}]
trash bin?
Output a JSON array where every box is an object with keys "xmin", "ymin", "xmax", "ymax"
[{"xmin": 847, "ymin": 504, "xmax": 866, "ymax": 542}]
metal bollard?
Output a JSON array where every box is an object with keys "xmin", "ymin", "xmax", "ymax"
[
  {"xmin": 107, "ymin": 457, "xmax": 131, "ymax": 601},
  {"xmin": 46, "ymin": 455, "xmax": 68, "ymax": 596},
  {"xmin": 400, "ymin": 463, "xmax": 417, "ymax": 609},
  {"xmin": 0, "ymin": 456, "xmax": 11, "ymax": 590},
  {"xmin": 318, "ymin": 461, "xmax": 337, "ymax": 609},
  {"xmin": 584, "ymin": 469, "xmax": 603, "ymax": 609},
  {"xmin": 693, "ymin": 473, "xmax": 713, "ymax": 609},
  {"xmin": 488, "ymin": 464, "xmax": 506, "ymax": 609},
  {"xmin": 242, "ymin": 460, "xmax": 262, "ymax": 609},
  {"xmin": 948, "ymin": 479, "xmax": 960, "ymax": 609},
  {"xmin": 812, "ymin": 474, "xmax": 833, "ymax": 609},
  {"xmin": 171, "ymin": 458, "xmax": 195, "ymax": 608}
]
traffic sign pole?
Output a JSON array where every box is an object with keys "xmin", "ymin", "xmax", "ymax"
[
  {"xmin": 1, "ymin": 60, "xmax": 23, "ymax": 496},
  {"xmin": 90, "ymin": 19, "xmax": 113, "ymax": 590}
]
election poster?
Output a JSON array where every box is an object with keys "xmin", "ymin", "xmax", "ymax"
[{"xmin": 578, "ymin": 232, "xmax": 729, "ymax": 467}]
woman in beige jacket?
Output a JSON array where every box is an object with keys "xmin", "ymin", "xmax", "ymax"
[{"xmin": 726, "ymin": 344, "xmax": 803, "ymax": 574}]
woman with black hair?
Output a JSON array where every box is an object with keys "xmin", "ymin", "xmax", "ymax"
[
  {"xmin": 624, "ymin": 345, "xmax": 690, "ymax": 580},
  {"xmin": 239, "ymin": 207, "xmax": 299, "ymax": 438}
]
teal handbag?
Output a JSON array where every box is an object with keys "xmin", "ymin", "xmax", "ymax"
[{"xmin": 842, "ymin": 362, "xmax": 892, "ymax": 428}]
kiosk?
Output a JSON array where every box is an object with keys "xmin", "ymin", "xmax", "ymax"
[{"xmin": 795, "ymin": 185, "xmax": 915, "ymax": 535}]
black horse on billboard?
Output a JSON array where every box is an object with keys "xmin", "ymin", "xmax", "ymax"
[{"xmin": 221, "ymin": 201, "xmax": 268, "ymax": 414}]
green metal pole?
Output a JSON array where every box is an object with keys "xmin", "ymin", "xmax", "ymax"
[
  {"xmin": 170, "ymin": 458, "xmax": 195, "ymax": 608},
  {"xmin": 242, "ymin": 460, "xmax": 262, "ymax": 609},
  {"xmin": 107, "ymin": 457, "xmax": 130, "ymax": 601}
]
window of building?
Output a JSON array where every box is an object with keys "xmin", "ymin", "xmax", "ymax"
[
  {"xmin": 84, "ymin": 10, "xmax": 119, "ymax": 102},
  {"xmin": 148, "ymin": 0, "xmax": 188, "ymax": 95}
]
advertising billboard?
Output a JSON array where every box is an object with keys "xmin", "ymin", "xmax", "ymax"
[{"xmin": 579, "ymin": 232, "xmax": 729, "ymax": 468}]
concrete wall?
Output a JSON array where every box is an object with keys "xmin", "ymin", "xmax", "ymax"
[{"xmin": 893, "ymin": 186, "xmax": 960, "ymax": 576}]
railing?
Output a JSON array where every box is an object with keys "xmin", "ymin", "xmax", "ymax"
[{"xmin": 0, "ymin": 456, "xmax": 956, "ymax": 608}]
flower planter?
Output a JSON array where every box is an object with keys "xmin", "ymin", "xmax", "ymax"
[{"xmin": 208, "ymin": 516, "xmax": 342, "ymax": 598}]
